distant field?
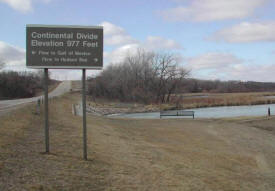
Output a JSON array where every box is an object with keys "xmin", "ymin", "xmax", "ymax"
[
  {"xmin": 169, "ymin": 92, "xmax": 275, "ymax": 109},
  {"xmin": 1, "ymin": 92, "xmax": 275, "ymax": 190}
]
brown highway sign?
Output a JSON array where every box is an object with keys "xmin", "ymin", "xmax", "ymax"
[{"xmin": 26, "ymin": 25, "xmax": 103, "ymax": 69}]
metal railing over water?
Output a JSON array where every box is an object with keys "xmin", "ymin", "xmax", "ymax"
[{"xmin": 160, "ymin": 110, "xmax": 195, "ymax": 119}]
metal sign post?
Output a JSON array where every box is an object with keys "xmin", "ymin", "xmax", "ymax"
[
  {"xmin": 26, "ymin": 24, "xmax": 103, "ymax": 160},
  {"xmin": 82, "ymin": 69, "xmax": 87, "ymax": 160},
  {"xmin": 44, "ymin": 68, "xmax": 49, "ymax": 153}
]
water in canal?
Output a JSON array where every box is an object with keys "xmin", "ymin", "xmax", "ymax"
[{"xmin": 109, "ymin": 104, "xmax": 275, "ymax": 119}]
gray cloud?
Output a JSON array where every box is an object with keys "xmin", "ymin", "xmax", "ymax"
[
  {"xmin": 161, "ymin": 0, "xmax": 267, "ymax": 22},
  {"xmin": 185, "ymin": 52, "xmax": 275, "ymax": 82},
  {"xmin": 143, "ymin": 36, "xmax": 182, "ymax": 50},
  {"xmin": 0, "ymin": 0, "xmax": 51, "ymax": 13},
  {"xmin": 185, "ymin": 52, "xmax": 242, "ymax": 70},
  {"xmin": 100, "ymin": 22, "xmax": 138, "ymax": 46},
  {"xmin": 0, "ymin": 41, "xmax": 25, "ymax": 68},
  {"xmin": 210, "ymin": 21, "xmax": 275, "ymax": 43}
]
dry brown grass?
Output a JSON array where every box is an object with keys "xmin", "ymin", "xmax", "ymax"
[
  {"xmin": 171, "ymin": 92, "xmax": 275, "ymax": 109},
  {"xmin": 1, "ymin": 92, "xmax": 275, "ymax": 190},
  {"xmin": 0, "ymin": 93, "xmax": 110, "ymax": 190}
]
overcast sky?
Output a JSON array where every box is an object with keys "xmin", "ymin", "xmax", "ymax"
[{"xmin": 0, "ymin": 0, "xmax": 275, "ymax": 81}]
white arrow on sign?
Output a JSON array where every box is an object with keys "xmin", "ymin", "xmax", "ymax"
[
  {"xmin": 93, "ymin": 58, "xmax": 98, "ymax": 62},
  {"xmin": 32, "ymin": 51, "xmax": 36, "ymax": 55}
]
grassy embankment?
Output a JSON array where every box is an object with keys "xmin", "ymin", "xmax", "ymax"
[{"xmin": 1, "ymin": 92, "xmax": 275, "ymax": 190}]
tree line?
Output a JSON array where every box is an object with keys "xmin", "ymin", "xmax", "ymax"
[
  {"xmin": 180, "ymin": 79, "xmax": 275, "ymax": 93},
  {"xmin": 0, "ymin": 70, "xmax": 54, "ymax": 99},
  {"xmin": 88, "ymin": 50, "xmax": 189, "ymax": 103}
]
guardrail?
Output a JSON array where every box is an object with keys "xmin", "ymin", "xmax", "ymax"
[{"xmin": 160, "ymin": 110, "xmax": 195, "ymax": 119}]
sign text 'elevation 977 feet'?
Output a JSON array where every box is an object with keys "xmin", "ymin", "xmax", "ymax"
[{"xmin": 26, "ymin": 25, "xmax": 103, "ymax": 69}]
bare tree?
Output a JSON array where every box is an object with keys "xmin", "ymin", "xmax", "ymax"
[
  {"xmin": 0, "ymin": 71, "xmax": 44, "ymax": 99},
  {"xmin": 150, "ymin": 53, "xmax": 189, "ymax": 103}
]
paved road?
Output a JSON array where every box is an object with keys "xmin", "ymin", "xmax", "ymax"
[{"xmin": 0, "ymin": 81, "xmax": 71, "ymax": 116}]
